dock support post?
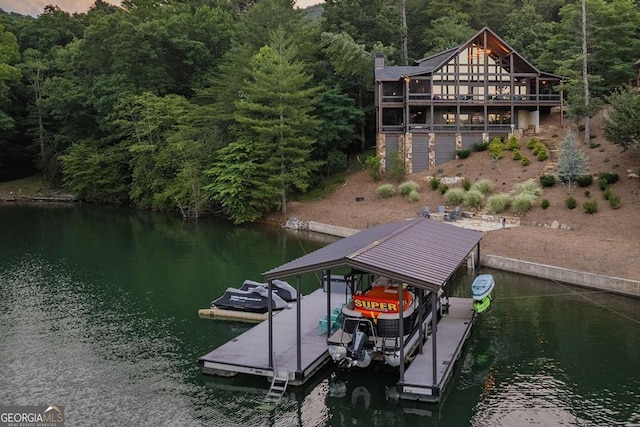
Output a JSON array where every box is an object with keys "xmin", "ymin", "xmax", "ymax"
[
  {"xmin": 268, "ymin": 280, "xmax": 274, "ymax": 368},
  {"xmin": 296, "ymin": 275, "xmax": 302, "ymax": 375},
  {"xmin": 325, "ymin": 269, "xmax": 331, "ymax": 339},
  {"xmin": 431, "ymin": 293, "xmax": 438, "ymax": 387},
  {"xmin": 398, "ymin": 284, "xmax": 405, "ymax": 383},
  {"xmin": 476, "ymin": 243, "xmax": 481, "ymax": 273}
]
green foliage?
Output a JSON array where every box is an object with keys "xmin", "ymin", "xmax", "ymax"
[
  {"xmin": 456, "ymin": 149, "xmax": 471, "ymax": 159},
  {"xmin": 565, "ymin": 196, "xmax": 577, "ymax": 209},
  {"xmin": 438, "ymin": 183, "xmax": 449, "ymax": 194},
  {"xmin": 598, "ymin": 172, "xmax": 619, "ymax": 185},
  {"xmin": 603, "ymin": 86, "xmax": 640, "ymax": 151},
  {"xmin": 536, "ymin": 147, "xmax": 549, "ymax": 161},
  {"xmin": 462, "ymin": 178, "xmax": 471, "ymax": 191},
  {"xmin": 598, "ymin": 177, "xmax": 608, "ymax": 191},
  {"xmin": 487, "ymin": 193, "xmax": 511, "ymax": 214},
  {"xmin": 60, "ymin": 143, "xmax": 129, "ymax": 203},
  {"xmin": 445, "ymin": 188, "xmax": 465, "ymax": 206},
  {"xmin": 377, "ymin": 183, "xmax": 395, "ymax": 199},
  {"xmin": 505, "ymin": 135, "xmax": 520, "ymax": 151},
  {"xmin": 576, "ymin": 175, "xmax": 593, "ymax": 187},
  {"xmin": 470, "ymin": 179, "xmax": 493, "ymax": 196},
  {"xmin": 514, "ymin": 180, "xmax": 543, "ymax": 198},
  {"xmin": 407, "ymin": 189, "xmax": 420, "ymax": 203},
  {"xmin": 512, "ymin": 192, "xmax": 536, "ymax": 216},
  {"xmin": 521, "ymin": 156, "xmax": 531, "ymax": 166},
  {"xmin": 512, "ymin": 149, "xmax": 522, "ymax": 161},
  {"xmin": 399, "ymin": 180, "xmax": 419, "ymax": 196},
  {"xmin": 526, "ymin": 138, "xmax": 540, "ymax": 149},
  {"xmin": 364, "ymin": 155, "xmax": 382, "ymax": 181},
  {"xmin": 430, "ymin": 176, "xmax": 441, "ymax": 191},
  {"xmin": 488, "ymin": 137, "xmax": 504, "ymax": 159},
  {"xmin": 472, "ymin": 141, "xmax": 489, "ymax": 152},
  {"xmin": 603, "ymin": 188, "xmax": 612, "ymax": 201},
  {"xmin": 387, "ymin": 152, "xmax": 406, "ymax": 182},
  {"xmin": 541, "ymin": 198, "xmax": 550, "ymax": 209},
  {"xmin": 609, "ymin": 194, "xmax": 621, "ymax": 209},
  {"xmin": 557, "ymin": 132, "xmax": 587, "ymax": 193},
  {"xmin": 463, "ymin": 189, "xmax": 484, "ymax": 209},
  {"xmin": 539, "ymin": 174, "xmax": 556, "ymax": 187},
  {"xmin": 583, "ymin": 199, "xmax": 598, "ymax": 214}
]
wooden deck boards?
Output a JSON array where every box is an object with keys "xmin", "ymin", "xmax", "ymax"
[
  {"xmin": 199, "ymin": 288, "xmax": 348, "ymax": 385},
  {"xmin": 401, "ymin": 297, "xmax": 476, "ymax": 401}
]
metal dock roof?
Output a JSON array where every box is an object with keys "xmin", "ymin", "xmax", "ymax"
[{"xmin": 264, "ymin": 217, "xmax": 483, "ymax": 291}]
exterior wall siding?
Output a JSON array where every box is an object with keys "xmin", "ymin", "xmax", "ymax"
[{"xmin": 434, "ymin": 134, "xmax": 456, "ymax": 165}]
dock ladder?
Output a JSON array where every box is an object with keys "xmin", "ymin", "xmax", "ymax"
[{"xmin": 258, "ymin": 369, "xmax": 290, "ymax": 411}]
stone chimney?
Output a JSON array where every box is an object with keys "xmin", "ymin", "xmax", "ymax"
[{"xmin": 375, "ymin": 53, "xmax": 385, "ymax": 69}]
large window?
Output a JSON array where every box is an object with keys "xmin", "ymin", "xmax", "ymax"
[
  {"xmin": 382, "ymin": 108, "xmax": 404, "ymax": 126},
  {"xmin": 382, "ymin": 82, "xmax": 404, "ymax": 98}
]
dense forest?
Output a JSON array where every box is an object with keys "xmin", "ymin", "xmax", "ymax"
[{"xmin": 0, "ymin": 0, "xmax": 639, "ymax": 223}]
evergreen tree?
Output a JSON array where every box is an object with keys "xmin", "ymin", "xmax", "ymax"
[
  {"xmin": 603, "ymin": 86, "xmax": 640, "ymax": 152},
  {"xmin": 205, "ymin": 28, "xmax": 321, "ymax": 223},
  {"xmin": 557, "ymin": 131, "xmax": 588, "ymax": 193}
]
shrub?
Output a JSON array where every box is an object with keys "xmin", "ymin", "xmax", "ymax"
[
  {"xmin": 438, "ymin": 183, "xmax": 449, "ymax": 194},
  {"xmin": 505, "ymin": 136, "xmax": 520, "ymax": 151},
  {"xmin": 377, "ymin": 184, "xmax": 395, "ymax": 199},
  {"xmin": 599, "ymin": 172, "xmax": 619, "ymax": 185},
  {"xmin": 513, "ymin": 149, "xmax": 522, "ymax": 160},
  {"xmin": 583, "ymin": 199, "xmax": 598, "ymax": 214},
  {"xmin": 513, "ymin": 193, "xmax": 536, "ymax": 216},
  {"xmin": 399, "ymin": 181, "xmax": 419, "ymax": 196},
  {"xmin": 513, "ymin": 180, "xmax": 542, "ymax": 197},
  {"xmin": 364, "ymin": 155, "xmax": 382, "ymax": 181},
  {"xmin": 472, "ymin": 141, "xmax": 489, "ymax": 152},
  {"xmin": 521, "ymin": 156, "xmax": 531, "ymax": 166},
  {"xmin": 541, "ymin": 198, "xmax": 550, "ymax": 209},
  {"xmin": 445, "ymin": 188, "xmax": 465, "ymax": 206},
  {"xmin": 609, "ymin": 194, "xmax": 621, "ymax": 209},
  {"xmin": 566, "ymin": 196, "xmax": 577, "ymax": 209},
  {"xmin": 470, "ymin": 179, "xmax": 493, "ymax": 196},
  {"xmin": 487, "ymin": 193, "xmax": 511, "ymax": 214},
  {"xmin": 603, "ymin": 188, "xmax": 612, "ymax": 201},
  {"xmin": 598, "ymin": 177, "xmax": 608, "ymax": 191},
  {"xmin": 407, "ymin": 189, "xmax": 420, "ymax": 203},
  {"xmin": 463, "ymin": 189, "xmax": 484, "ymax": 209},
  {"xmin": 456, "ymin": 149, "xmax": 471, "ymax": 159},
  {"xmin": 526, "ymin": 137, "xmax": 540, "ymax": 149},
  {"xmin": 489, "ymin": 137, "xmax": 504, "ymax": 159},
  {"xmin": 539, "ymin": 174, "xmax": 556, "ymax": 187},
  {"xmin": 430, "ymin": 176, "xmax": 441, "ymax": 190},
  {"xmin": 536, "ymin": 145, "xmax": 549, "ymax": 161},
  {"xmin": 576, "ymin": 174, "xmax": 593, "ymax": 187},
  {"xmin": 388, "ymin": 152, "xmax": 406, "ymax": 182},
  {"xmin": 584, "ymin": 190, "xmax": 591, "ymax": 198},
  {"xmin": 590, "ymin": 142, "xmax": 601, "ymax": 149},
  {"xmin": 462, "ymin": 178, "xmax": 471, "ymax": 191}
]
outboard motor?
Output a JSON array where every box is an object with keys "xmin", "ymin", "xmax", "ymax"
[{"xmin": 346, "ymin": 329, "xmax": 371, "ymax": 368}]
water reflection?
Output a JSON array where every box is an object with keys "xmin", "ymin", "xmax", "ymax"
[{"xmin": 0, "ymin": 206, "xmax": 638, "ymax": 426}]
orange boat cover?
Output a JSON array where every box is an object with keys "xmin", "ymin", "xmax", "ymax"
[{"xmin": 353, "ymin": 286, "xmax": 413, "ymax": 316}]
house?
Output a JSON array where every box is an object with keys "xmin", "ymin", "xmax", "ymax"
[{"xmin": 375, "ymin": 27, "xmax": 565, "ymax": 173}]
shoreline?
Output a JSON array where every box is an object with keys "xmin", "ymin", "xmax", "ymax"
[{"xmin": 300, "ymin": 220, "xmax": 640, "ymax": 299}]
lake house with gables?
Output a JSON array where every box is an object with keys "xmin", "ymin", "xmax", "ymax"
[{"xmin": 375, "ymin": 27, "xmax": 565, "ymax": 173}]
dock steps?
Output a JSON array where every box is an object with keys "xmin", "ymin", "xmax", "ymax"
[{"xmin": 257, "ymin": 369, "xmax": 290, "ymax": 411}]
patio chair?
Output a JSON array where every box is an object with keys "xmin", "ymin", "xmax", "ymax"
[{"xmin": 420, "ymin": 206, "xmax": 430, "ymax": 218}]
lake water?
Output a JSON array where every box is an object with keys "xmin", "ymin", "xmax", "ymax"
[{"xmin": 0, "ymin": 205, "xmax": 638, "ymax": 426}]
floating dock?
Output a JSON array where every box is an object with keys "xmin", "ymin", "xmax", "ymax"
[
  {"xmin": 400, "ymin": 297, "xmax": 476, "ymax": 401},
  {"xmin": 199, "ymin": 291, "xmax": 475, "ymax": 400},
  {"xmin": 199, "ymin": 288, "xmax": 348, "ymax": 385}
]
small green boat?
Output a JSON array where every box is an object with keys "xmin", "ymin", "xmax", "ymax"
[{"xmin": 473, "ymin": 296, "xmax": 492, "ymax": 313}]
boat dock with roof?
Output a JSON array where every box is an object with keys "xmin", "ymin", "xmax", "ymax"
[{"xmin": 199, "ymin": 217, "xmax": 484, "ymax": 402}]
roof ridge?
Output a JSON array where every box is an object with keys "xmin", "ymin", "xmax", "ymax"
[{"xmin": 345, "ymin": 218, "xmax": 423, "ymax": 260}]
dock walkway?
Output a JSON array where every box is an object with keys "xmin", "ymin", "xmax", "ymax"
[
  {"xmin": 400, "ymin": 297, "xmax": 476, "ymax": 401},
  {"xmin": 199, "ymin": 288, "xmax": 348, "ymax": 385}
]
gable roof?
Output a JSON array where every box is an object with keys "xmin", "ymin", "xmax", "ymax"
[
  {"xmin": 375, "ymin": 27, "xmax": 563, "ymax": 82},
  {"xmin": 263, "ymin": 218, "xmax": 483, "ymax": 292}
]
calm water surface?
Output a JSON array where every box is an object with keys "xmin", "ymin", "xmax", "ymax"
[{"xmin": 0, "ymin": 205, "xmax": 638, "ymax": 426}]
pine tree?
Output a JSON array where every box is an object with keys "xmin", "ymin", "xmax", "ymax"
[
  {"xmin": 205, "ymin": 28, "xmax": 321, "ymax": 223},
  {"xmin": 557, "ymin": 131, "xmax": 588, "ymax": 193}
]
